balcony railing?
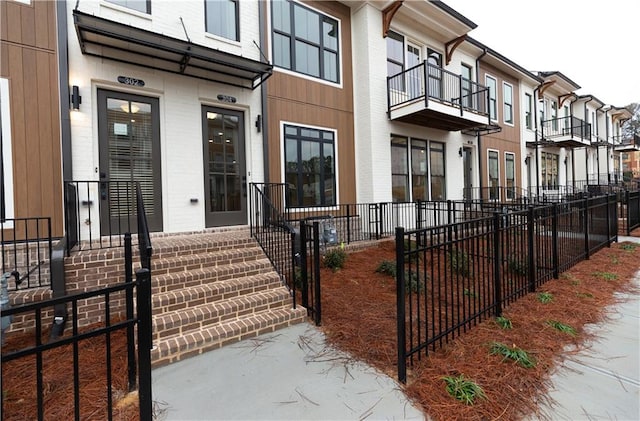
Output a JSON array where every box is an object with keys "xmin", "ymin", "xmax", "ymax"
[
  {"xmin": 540, "ymin": 116, "xmax": 591, "ymax": 146},
  {"xmin": 614, "ymin": 134, "xmax": 640, "ymax": 151},
  {"xmin": 387, "ymin": 61, "xmax": 489, "ymax": 130}
]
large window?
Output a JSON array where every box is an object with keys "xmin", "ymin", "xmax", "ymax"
[
  {"xmin": 503, "ymin": 82, "xmax": 513, "ymax": 124},
  {"xmin": 541, "ymin": 152, "xmax": 559, "ymax": 189},
  {"xmin": 386, "ymin": 31, "xmax": 404, "ymax": 77},
  {"xmin": 505, "ymin": 152, "xmax": 515, "ymax": 200},
  {"xmin": 272, "ymin": 0, "xmax": 340, "ymax": 83},
  {"xmin": 486, "ymin": 75, "xmax": 497, "ymax": 121},
  {"xmin": 105, "ymin": 0, "xmax": 150, "ymax": 14},
  {"xmin": 391, "ymin": 137, "xmax": 445, "ymax": 202},
  {"xmin": 205, "ymin": 0, "xmax": 238, "ymax": 41},
  {"xmin": 284, "ymin": 125, "xmax": 336, "ymax": 207},
  {"xmin": 525, "ymin": 93, "xmax": 533, "ymax": 130},
  {"xmin": 488, "ymin": 150, "xmax": 499, "ymax": 200},
  {"xmin": 1, "ymin": 78, "xmax": 13, "ymax": 222}
]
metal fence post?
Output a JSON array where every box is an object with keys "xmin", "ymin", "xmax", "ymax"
[
  {"xmin": 626, "ymin": 190, "xmax": 631, "ymax": 236},
  {"xmin": 527, "ymin": 206, "xmax": 536, "ymax": 293},
  {"xmin": 395, "ymin": 227, "xmax": 407, "ymax": 383},
  {"xmin": 312, "ymin": 222, "xmax": 322, "ymax": 326},
  {"xmin": 552, "ymin": 204, "xmax": 559, "ymax": 279},
  {"xmin": 346, "ymin": 205, "xmax": 351, "ymax": 244},
  {"xmin": 493, "ymin": 213, "xmax": 502, "ymax": 317},
  {"xmin": 584, "ymin": 197, "xmax": 590, "ymax": 259},
  {"xmin": 300, "ymin": 223, "xmax": 308, "ymax": 309},
  {"xmin": 290, "ymin": 230, "xmax": 297, "ymax": 309},
  {"xmin": 136, "ymin": 268, "xmax": 153, "ymax": 421},
  {"xmin": 124, "ymin": 233, "xmax": 136, "ymax": 392}
]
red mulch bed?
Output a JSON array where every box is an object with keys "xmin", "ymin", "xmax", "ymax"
[{"xmin": 318, "ymin": 234, "xmax": 640, "ymax": 420}]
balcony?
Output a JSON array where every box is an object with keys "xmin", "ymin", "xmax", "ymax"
[
  {"xmin": 614, "ymin": 134, "xmax": 640, "ymax": 152},
  {"xmin": 539, "ymin": 116, "xmax": 592, "ymax": 147},
  {"xmin": 387, "ymin": 62, "xmax": 490, "ymax": 131}
]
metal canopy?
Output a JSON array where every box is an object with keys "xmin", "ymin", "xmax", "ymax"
[
  {"xmin": 73, "ymin": 10, "xmax": 272, "ymax": 90},
  {"xmin": 461, "ymin": 123, "xmax": 502, "ymax": 136}
]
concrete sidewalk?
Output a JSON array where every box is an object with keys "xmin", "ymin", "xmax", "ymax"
[{"xmin": 152, "ymin": 323, "xmax": 425, "ymax": 420}]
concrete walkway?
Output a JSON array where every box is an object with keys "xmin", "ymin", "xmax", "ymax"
[{"xmin": 153, "ymin": 237, "xmax": 640, "ymax": 421}]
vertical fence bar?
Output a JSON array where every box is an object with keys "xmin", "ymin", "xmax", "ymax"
[
  {"xmin": 290, "ymin": 230, "xmax": 297, "ymax": 309},
  {"xmin": 300, "ymin": 222, "xmax": 309, "ymax": 309},
  {"xmin": 312, "ymin": 222, "xmax": 322, "ymax": 326},
  {"xmin": 136, "ymin": 268, "xmax": 153, "ymax": 421},
  {"xmin": 527, "ymin": 206, "xmax": 536, "ymax": 293},
  {"xmin": 584, "ymin": 197, "xmax": 590, "ymax": 259},
  {"xmin": 124, "ymin": 233, "xmax": 136, "ymax": 392},
  {"xmin": 395, "ymin": 227, "xmax": 407, "ymax": 383},
  {"xmin": 35, "ymin": 308, "xmax": 44, "ymax": 421},
  {"xmin": 552, "ymin": 204, "xmax": 559, "ymax": 279},
  {"xmin": 346, "ymin": 205, "xmax": 351, "ymax": 244},
  {"xmin": 493, "ymin": 213, "xmax": 502, "ymax": 317},
  {"xmin": 626, "ymin": 190, "xmax": 631, "ymax": 236}
]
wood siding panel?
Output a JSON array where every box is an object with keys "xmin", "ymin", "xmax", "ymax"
[
  {"xmin": 0, "ymin": 2, "xmax": 7, "ymax": 42},
  {"xmin": 5, "ymin": 2, "xmax": 22, "ymax": 45},
  {"xmin": 20, "ymin": 2, "xmax": 36, "ymax": 47}
]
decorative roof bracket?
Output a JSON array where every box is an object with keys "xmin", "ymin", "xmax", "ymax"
[
  {"xmin": 382, "ymin": 1, "xmax": 403, "ymax": 37},
  {"xmin": 558, "ymin": 92, "xmax": 576, "ymax": 108},
  {"xmin": 537, "ymin": 80, "xmax": 555, "ymax": 99},
  {"xmin": 445, "ymin": 35, "xmax": 467, "ymax": 65}
]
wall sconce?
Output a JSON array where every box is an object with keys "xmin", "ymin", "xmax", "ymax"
[
  {"xmin": 524, "ymin": 156, "xmax": 530, "ymax": 165},
  {"xmin": 70, "ymin": 85, "xmax": 82, "ymax": 111},
  {"xmin": 255, "ymin": 114, "xmax": 262, "ymax": 133},
  {"xmin": 458, "ymin": 147, "xmax": 463, "ymax": 157}
]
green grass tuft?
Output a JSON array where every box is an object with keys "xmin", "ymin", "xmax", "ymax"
[
  {"xmin": 489, "ymin": 342, "xmax": 536, "ymax": 368},
  {"xmin": 546, "ymin": 320, "xmax": 577, "ymax": 336},
  {"xmin": 537, "ymin": 292, "xmax": 554, "ymax": 303},
  {"xmin": 442, "ymin": 375, "xmax": 486, "ymax": 405},
  {"xmin": 495, "ymin": 316, "xmax": 512, "ymax": 329},
  {"xmin": 593, "ymin": 271, "xmax": 617, "ymax": 281}
]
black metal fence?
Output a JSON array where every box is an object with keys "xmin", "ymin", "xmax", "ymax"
[
  {"xmin": 395, "ymin": 194, "xmax": 617, "ymax": 382},
  {"xmin": 299, "ymin": 221, "xmax": 321, "ymax": 325},
  {"xmin": 1, "ymin": 217, "xmax": 53, "ymax": 290},
  {"xmin": 622, "ymin": 190, "xmax": 640, "ymax": 235}
]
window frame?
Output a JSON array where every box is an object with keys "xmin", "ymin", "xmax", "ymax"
[
  {"xmin": 487, "ymin": 149, "xmax": 499, "ymax": 200},
  {"xmin": 205, "ymin": 0, "xmax": 239, "ymax": 42},
  {"xmin": 485, "ymin": 74, "xmax": 498, "ymax": 122},
  {"xmin": 1, "ymin": 78, "xmax": 14, "ymax": 223},
  {"xmin": 541, "ymin": 151, "xmax": 559, "ymax": 189},
  {"xmin": 391, "ymin": 136, "xmax": 445, "ymax": 202},
  {"xmin": 282, "ymin": 122, "xmax": 338, "ymax": 208},
  {"xmin": 271, "ymin": 0, "xmax": 341, "ymax": 85},
  {"xmin": 104, "ymin": 0, "xmax": 151, "ymax": 14},
  {"xmin": 524, "ymin": 92, "xmax": 533, "ymax": 130},
  {"xmin": 503, "ymin": 82, "xmax": 513, "ymax": 125},
  {"xmin": 461, "ymin": 63, "xmax": 473, "ymax": 108},
  {"xmin": 505, "ymin": 152, "xmax": 515, "ymax": 200}
]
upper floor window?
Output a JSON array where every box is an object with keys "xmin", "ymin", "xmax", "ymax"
[
  {"xmin": 205, "ymin": 0, "xmax": 238, "ymax": 41},
  {"xmin": 503, "ymin": 82, "xmax": 513, "ymax": 124},
  {"xmin": 1, "ymin": 78, "xmax": 14, "ymax": 222},
  {"xmin": 105, "ymin": 0, "xmax": 150, "ymax": 14},
  {"xmin": 525, "ymin": 93, "xmax": 533, "ymax": 130},
  {"xmin": 551, "ymin": 100, "xmax": 558, "ymax": 131},
  {"xmin": 284, "ymin": 124, "xmax": 336, "ymax": 207},
  {"xmin": 386, "ymin": 31, "xmax": 404, "ymax": 77},
  {"xmin": 272, "ymin": 0, "xmax": 340, "ymax": 83},
  {"xmin": 486, "ymin": 75, "xmax": 497, "ymax": 121},
  {"xmin": 461, "ymin": 63, "xmax": 473, "ymax": 108}
]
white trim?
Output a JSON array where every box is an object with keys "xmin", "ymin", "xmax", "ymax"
[
  {"xmin": 504, "ymin": 151, "xmax": 516, "ymax": 201},
  {"xmin": 12, "ymin": 0, "xmax": 31, "ymax": 4},
  {"xmin": 267, "ymin": 0, "xmax": 344, "ymax": 89},
  {"xmin": 279, "ymin": 120, "xmax": 340, "ymax": 211},
  {"xmin": 487, "ymin": 148, "xmax": 500, "ymax": 200},
  {"xmin": 502, "ymin": 81, "xmax": 514, "ymax": 126},
  {"xmin": 1, "ymin": 78, "xmax": 15, "ymax": 224}
]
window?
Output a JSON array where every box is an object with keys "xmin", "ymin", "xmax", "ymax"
[
  {"xmin": 551, "ymin": 101, "xmax": 558, "ymax": 131},
  {"xmin": 386, "ymin": 31, "xmax": 404, "ymax": 77},
  {"xmin": 488, "ymin": 150, "xmax": 499, "ymax": 200},
  {"xmin": 105, "ymin": 0, "xmax": 150, "ymax": 14},
  {"xmin": 486, "ymin": 75, "xmax": 497, "ymax": 121},
  {"xmin": 284, "ymin": 124, "xmax": 336, "ymax": 207},
  {"xmin": 461, "ymin": 64, "xmax": 473, "ymax": 108},
  {"xmin": 205, "ymin": 0, "xmax": 238, "ymax": 41},
  {"xmin": 563, "ymin": 105, "xmax": 570, "ymax": 132},
  {"xmin": 503, "ymin": 82, "xmax": 513, "ymax": 124},
  {"xmin": 427, "ymin": 49, "xmax": 443, "ymax": 99},
  {"xmin": 272, "ymin": 0, "xmax": 340, "ymax": 83},
  {"xmin": 1, "ymin": 78, "xmax": 13, "ymax": 222},
  {"xmin": 505, "ymin": 152, "xmax": 515, "ymax": 200},
  {"xmin": 525, "ymin": 93, "xmax": 533, "ymax": 130},
  {"xmin": 541, "ymin": 152, "xmax": 559, "ymax": 189},
  {"xmin": 390, "ymin": 137, "xmax": 445, "ymax": 202}
]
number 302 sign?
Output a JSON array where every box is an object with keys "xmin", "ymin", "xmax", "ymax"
[{"xmin": 117, "ymin": 76, "xmax": 145, "ymax": 87}]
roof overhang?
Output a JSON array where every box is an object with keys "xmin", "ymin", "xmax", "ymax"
[{"xmin": 73, "ymin": 10, "xmax": 272, "ymax": 90}]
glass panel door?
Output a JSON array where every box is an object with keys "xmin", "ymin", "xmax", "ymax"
[
  {"xmin": 98, "ymin": 90, "xmax": 162, "ymax": 235},
  {"xmin": 202, "ymin": 106, "xmax": 246, "ymax": 226}
]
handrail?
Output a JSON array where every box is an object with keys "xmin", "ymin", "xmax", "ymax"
[{"xmin": 136, "ymin": 183, "xmax": 152, "ymax": 270}]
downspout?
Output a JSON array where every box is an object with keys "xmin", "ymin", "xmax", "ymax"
[
  {"xmin": 475, "ymin": 48, "xmax": 488, "ymax": 199},
  {"xmin": 533, "ymin": 84, "xmax": 541, "ymax": 198},
  {"xmin": 594, "ymin": 103, "xmax": 605, "ymax": 184},
  {"xmin": 569, "ymin": 97, "xmax": 576, "ymax": 190},
  {"xmin": 52, "ymin": 0, "xmax": 70, "ymax": 339},
  {"xmin": 258, "ymin": 1, "xmax": 269, "ymax": 184},
  {"xmin": 604, "ymin": 107, "xmax": 611, "ymax": 182},
  {"xmin": 582, "ymin": 96, "xmax": 595, "ymax": 186}
]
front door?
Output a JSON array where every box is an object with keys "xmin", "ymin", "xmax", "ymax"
[
  {"xmin": 98, "ymin": 89, "xmax": 163, "ymax": 235},
  {"xmin": 202, "ymin": 106, "xmax": 247, "ymax": 227}
]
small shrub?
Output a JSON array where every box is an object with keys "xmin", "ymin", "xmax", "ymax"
[
  {"xmin": 593, "ymin": 271, "xmax": 617, "ymax": 281},
  {"xmin": 489, "ymin": 342, "xmax": 536, "ymax": 368},
  {"xmin": 323, "ymin": 248, "xmax": 347, "ymax": 272},
  {"xmin": 442, "ymin": 375, "xmax": 486, "ymax": 405},
  {"xmin": 537, "ymin": 292, "xmax": 553, "ymax": 303},
  {"xmin": 611, "ymin": 256, "xmax": 620, "ymax": 265},
  {"xmin": 449, "ymin": 248, "xmax": 470, "ymax": 276},
  {"xmin": 508, "ymin": 257, "xmax": 528, "ymax": 276},
  {"xmin": 576, "ymin": 292, "xmax": 594, "ymax": 299},
  {"xmin": 495, "ymin": 316, "xmax": 512, "ymax": 330},
  {"xmin": 375, "ymin": 260, "xmax": 396, "ymax": 277},
  {"xmin": 405, "ymin": 270, "xmax": 424, "ymax": 294},
  {"xmin": 621, "ymin": 243, "xmax": 637, "ymax": 251},
  {"xmin": 463, "ymin": 288, "xmax": 477, "ymax": 298},
  {"xmin": 546, "ymin": 320, "xmax": 577, "ymax": 336}
]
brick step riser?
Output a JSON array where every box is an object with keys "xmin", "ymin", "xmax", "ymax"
[
  {"xmin": 152, "ymin": 291, "xmax": 294, "ymax": 341},
  {"xmin": 150, "ymin": 307, "xmax": 309, "ymax": 367},
  {"xmin": 152, "ymin": 277, "xmax": 283, "ymax": 310},
  {"xmin": 152, "ymin": 249, "xmax": 265, "ymax": 275}
]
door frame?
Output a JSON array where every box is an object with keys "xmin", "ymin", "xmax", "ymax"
[
  {"xmin": 97, "ymin": 89, "xmax": 163, "ymax": 234},
  {"xmin": 201, "ymin": 105, "xmax": 247, "ymax": 227}
]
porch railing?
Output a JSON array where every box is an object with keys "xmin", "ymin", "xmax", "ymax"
[
  {"xmin": 387, "ymin": 61, "xmax": 489, "ymax": 117},
  {"xmin": 1, "ymin": 217, "xmax": 53, "ymax": 290},
  {"xmin": 540, "ymin": 116, "xmax": 591, "ymax": 141}
]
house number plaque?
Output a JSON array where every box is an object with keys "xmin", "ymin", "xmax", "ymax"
[{"xmin": 117, "ymin": 76, "xmax": 145, "ymax": 87}]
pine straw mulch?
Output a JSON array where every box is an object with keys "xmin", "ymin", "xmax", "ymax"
[
  {"xmin": 2, "ymin": 321, "xmax": 140, "ymax": 421},
  {"xmin": 318, "ymin": 235, "xmax": 640, "ymax": 421}
]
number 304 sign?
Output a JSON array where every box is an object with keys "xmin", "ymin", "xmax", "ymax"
[{"xmin": 117, "ymin": 76, "xmax": 145, "ymax": 87}]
